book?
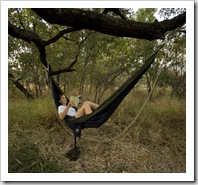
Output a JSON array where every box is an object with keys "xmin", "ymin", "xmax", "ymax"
[{"xmin": 70, "ymin": 96, "xmax": 80, "ymax": 107}]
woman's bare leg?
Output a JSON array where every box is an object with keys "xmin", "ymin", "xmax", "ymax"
[
  {"xmin": 83, "ymin": 101, "xmax": 99, "ymax": 110},
  {"xmin": 75, "ymin": 104, "xmax": 93, "ymax": 118}
]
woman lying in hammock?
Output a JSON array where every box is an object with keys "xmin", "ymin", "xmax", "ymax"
[{"xmin": 58, "ymin": 94, "xmax": 99, "ymax": 120}]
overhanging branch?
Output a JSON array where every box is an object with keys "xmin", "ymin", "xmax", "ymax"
[{"xmin": 32, "ymin": 8, "xmax": 186, "ymax": 40}]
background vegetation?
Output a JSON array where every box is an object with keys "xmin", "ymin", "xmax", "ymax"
[{"xmin": 8, "ymin": 8, "xmax": 186, "ymax": 173}]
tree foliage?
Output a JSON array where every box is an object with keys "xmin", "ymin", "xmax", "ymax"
[{"xmin": 8, "ymin": 8, "xmax": 186, "ymax": 100}]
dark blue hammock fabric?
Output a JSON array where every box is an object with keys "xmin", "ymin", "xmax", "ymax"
[{"xmin": 51, "ymin": 50, "xmax": 158, "ymax": 130}]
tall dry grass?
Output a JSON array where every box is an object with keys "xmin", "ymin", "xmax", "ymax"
[{"xmin": 8, "ymin": 88, "xmax": 186, "ymax": 173}]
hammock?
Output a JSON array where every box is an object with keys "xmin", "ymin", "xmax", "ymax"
[{"xmin": 51, "ymin": 49, "xmax": 160, "ymax": 146}]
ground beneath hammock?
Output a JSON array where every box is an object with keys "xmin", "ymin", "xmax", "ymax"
[
  {"xmin": 55, "ymin": 126, "xmax": 186, "ymax": 173},
  {"xmin": 8, "ymin": 93, "xmax": 186, "ymax": 175}
]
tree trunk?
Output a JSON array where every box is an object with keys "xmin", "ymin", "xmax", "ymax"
[{"xmin": 8, "ymin": 73, "xmax": 34, "ymax": 99}]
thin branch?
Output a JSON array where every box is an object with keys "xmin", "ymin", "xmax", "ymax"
[
  {"xmin": 49, "ymin": 68, "xmax": 76, "ymax": 76},
  {"xmin": 102, "ymin": 8, "xmax": 126, "ymax": 19},
  {"xmin": 62, "ymin": 36, "xmax": 79, "ymax": 44},
  {"xmin": 67, "ymin": 30, "xmax": 92, "ymax": 69},
  {"xmin": 44, "ymin": 27, "xmax": 82, "ymax": 46},
  {"xmin": 8, "ymin": 72, "xmax": 34, "ymax": 99},
  {"xmin": 67, "ymin": 47, "xmax": 81, "ymax": 69}
]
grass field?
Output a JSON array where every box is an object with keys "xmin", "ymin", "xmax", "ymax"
[{"xmin": 8, "ymin": 88, "xmax": 186, "ymax": 173}]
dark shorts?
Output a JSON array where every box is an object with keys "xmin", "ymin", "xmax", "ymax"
[{"xmin": 65, "ymin": 115, "xmax": 75, "ymax": 120}]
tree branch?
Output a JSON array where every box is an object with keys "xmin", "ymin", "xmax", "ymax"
[
  {"xmin": 49, "ymin": 68, "xmax": 76, "ymax": 76},
  {"xmin": 44, "ymin": 27, "xmax": 81, "ymax": 46},
  {"xmin": 32, "ymin": 8, "xmax": 186, "ymax": 40},
  {"xmin": 102, "ymin": 8, "xmax": 126, "ymax": 19},
  {"xmin": 8, "ymin": 20, "xmax": 43, "ymax": 45},
  {"xmin": 8, "ymin": 73, "xmax": 34, "ymax": 99},
  {"xmin": 8, "ymin": 21, "xmax": 79, "ymax": 76}
]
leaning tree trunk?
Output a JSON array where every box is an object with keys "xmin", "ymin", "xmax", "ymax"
[{"xmin": 8, "ymin": 73, "xmax": 34, "ymax": 99}]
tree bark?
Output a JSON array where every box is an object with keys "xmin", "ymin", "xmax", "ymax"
[
  {"xmin": 32, "ymin": 8, "xmax": 186, "ymax": 40},
  {"xmin": 8, "ymin": 73, "xmax": 34, "ymax": 99},
  {"xmin": 8, "ymin": 21, "xmax": 77, "ymax": 76}
]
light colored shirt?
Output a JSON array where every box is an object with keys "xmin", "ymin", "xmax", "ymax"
[{"xmin": 58, "ymin": 105, "xmax": 76, "ymax": 117}]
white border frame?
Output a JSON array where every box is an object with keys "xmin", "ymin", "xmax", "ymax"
[{"xmin": 1, "ymin": 1, "xmax": 194, "ymax": 182}]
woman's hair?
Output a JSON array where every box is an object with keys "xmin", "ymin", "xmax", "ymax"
[
  {"xmin": 58, "ymin": 94, "xmax": 64, "ymax": 101},
  {"xmin": 58, "ymin": 94, "xmax": 68, "ymax": 105}
]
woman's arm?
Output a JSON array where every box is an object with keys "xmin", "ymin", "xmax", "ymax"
[{"xmin": 58, "ymin": 102, "xmax": 73, "ymax": 120}]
